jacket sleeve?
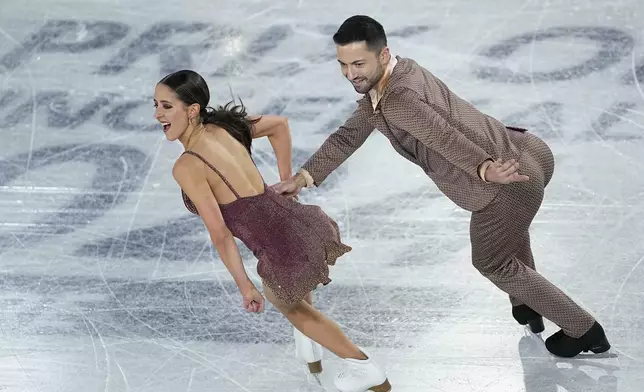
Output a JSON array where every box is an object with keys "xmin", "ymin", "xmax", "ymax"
[
  {"xmin": 300, "ymin": 101, "xmax": 375, "ymax": 186},
  {"xmin": 384, "ymin": 87, "xmax": 492, "ymax": 178}
]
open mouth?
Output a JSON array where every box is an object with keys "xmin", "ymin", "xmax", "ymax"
[{"xmin": 161, "ymin": 122, "xmax": 171, "ymax": 132}]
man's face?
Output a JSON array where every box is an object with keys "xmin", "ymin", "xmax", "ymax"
[{"xmin": 336, "ymin": 41, "xmax": 388, "ymax": 94}]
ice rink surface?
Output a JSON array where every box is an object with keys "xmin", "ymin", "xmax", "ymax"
[{"xmin": 1, "ymin": 0, "xmax": 643, "ymax": 390}]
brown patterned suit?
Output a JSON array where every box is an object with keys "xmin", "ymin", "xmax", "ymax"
[{"xmin": 299, "ymin": 56, "xmax": 596, "ymax": 338}]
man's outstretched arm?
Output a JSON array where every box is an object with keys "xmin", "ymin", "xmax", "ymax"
[{"xmin": 272, "ymin": 102, "xmax": 375, "ymax": 196}]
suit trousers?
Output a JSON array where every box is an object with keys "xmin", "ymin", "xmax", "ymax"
[{"xmin": 469, "ymin": 131, "xmax": 595, "ymax": 338}]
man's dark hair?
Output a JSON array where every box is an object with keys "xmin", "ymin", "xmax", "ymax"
[{"xmin": 333, "ymin": 15, "xmax": 387, "ymax": 52}]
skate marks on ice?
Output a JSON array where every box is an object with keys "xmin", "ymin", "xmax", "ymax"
[
  {"xmin": 0, "ymin": 273, "xmax": 459, "ymax": 347},
  {"xmin": 470, "ymin": 25, "xmax": 644, "ymax": 146},
  {"xmin": 0, "ymin": 144, "xmax": 150, "ymax": 250},
  {"xmin": 0, "ymin": 20, "xmax": 642, "ymax": 143},
  {"xmin": 518, "ymin": 334, "xmax": 622, "ymax": 392},
  {"xmin": 474, "ymin": 26, "xmax": 634, "ymax": 83},
  {"xmin": 0, "ymin": 143, "xmax": 343, "ymax": 254},
  {"xmin": 0, "ymin": 335, "xmax": 343, "ymax": 392},
  {"xmin": 330, "ymin": 188, "xmax": 470, "ymax": 268},
  {"xmin": 0, "ymin": 19, "xmax": 434, "ymax": 77},
  {"xmin": 0, "ymin": 19, "xmax": 640, "ymax": 82},
  {"xmin": 0, "ymin": 271, "xmax": 454, "ymax": 389},
  {"xmin": 0, "ymin": 10, "xmax": 643, "ymax": 392}
]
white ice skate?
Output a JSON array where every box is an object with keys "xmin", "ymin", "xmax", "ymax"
[
  {"xmin": 334, "ymin": 348, "xmax": 391, "ymax": 392},
  {"xmin": 293, "ymin": 327, "xmax": 324, "ymax": 383}
]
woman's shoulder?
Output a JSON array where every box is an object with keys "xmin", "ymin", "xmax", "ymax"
[{"xmin": 173, "ymin": 151, "xmax": 205, "ymax": 182}]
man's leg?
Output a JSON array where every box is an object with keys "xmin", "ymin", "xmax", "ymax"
[
  {"xmin": 507, "ymin": 132, "xmax": 553, "ymax": 307},
  {"xmin": 509, "ymin": 230, "xmax": 535, "ymax": 307},
  {"xmin": 470, "ymin": 138, "xmax": 595, "ymax": 338}
]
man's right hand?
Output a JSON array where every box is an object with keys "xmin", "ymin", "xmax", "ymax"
[{"xmin": 271, "ymin": 173, "xmax": 307, "ymax": 198}]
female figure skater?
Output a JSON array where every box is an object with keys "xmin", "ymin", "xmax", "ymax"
[{"xmin": 153, "ymin": 69, "xmax": 391, "ymax": 392}]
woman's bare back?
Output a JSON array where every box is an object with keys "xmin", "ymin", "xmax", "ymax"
[
  {"xmin": 176, "ymin": 124, "xmax": 352, "ymax": 306},
  {"xmin": 180, "ymin": 124, "xmax": 265, "ymax": 205}
]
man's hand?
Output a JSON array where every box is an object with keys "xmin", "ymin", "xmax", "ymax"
[
  {"xmin": 482, "ymin": 159, "xmax": 529, "ymax": 184},
  {"xmin": 271, "ymin": 173, "xmax": 307, "ymax": 198}
]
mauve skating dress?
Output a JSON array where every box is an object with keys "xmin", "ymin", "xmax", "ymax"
[{"xmin": 180, "ymin": 150, "xmax": 352, "ymax": 305}]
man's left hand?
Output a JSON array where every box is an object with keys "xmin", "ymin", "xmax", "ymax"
[{"xmin": 482, "ymin": 159, "xmax": 530, "ymax": 184}]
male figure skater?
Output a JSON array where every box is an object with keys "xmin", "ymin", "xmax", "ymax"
[{"xmin": 272, "ymin": 15, "xmax": 610, "ymax": 358}]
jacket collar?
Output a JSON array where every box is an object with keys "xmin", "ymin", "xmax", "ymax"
[{"xmin": 360, "ymin": 56, "xmax": 409, "ymax": 110}]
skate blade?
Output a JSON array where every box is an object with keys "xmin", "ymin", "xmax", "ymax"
[{"xmin": 305, "ymin": 370, "xmax": 322, "ymax": 386}]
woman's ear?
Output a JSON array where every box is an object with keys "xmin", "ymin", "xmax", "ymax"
[{"xmin": 188, "ymin": 103, "xmax": 201, "ymax": 120}]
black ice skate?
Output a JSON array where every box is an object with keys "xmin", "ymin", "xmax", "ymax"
[
  {"xmin": 545, "ymin": 321, "xmax": 611, "ymax": 358},
  {"xmin": 512, "ymin": 304, "xmax": 545, "ymax": 334}
]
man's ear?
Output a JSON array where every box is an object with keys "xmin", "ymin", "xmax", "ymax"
[{"xmin": 380, "ymin": 46, "xmax": 390, "ymax": 63}]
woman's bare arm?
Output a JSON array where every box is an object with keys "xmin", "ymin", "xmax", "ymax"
[
  {"xmin": 173, "ymin": 156, "xmax": 253, "ymax": 294},
  {"xmin": 251, "ymin": 115, "xmax": 293, "ymax": 181}
]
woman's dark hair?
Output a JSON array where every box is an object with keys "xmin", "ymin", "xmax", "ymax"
[{"xmin": 157, "ymin": 70, "xmax": 259, "ymax": 153}]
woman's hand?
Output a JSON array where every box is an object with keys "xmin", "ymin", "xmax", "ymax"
[{"xmin": 241, "ymin": 285, "xmax": 265, "ymax": 313}]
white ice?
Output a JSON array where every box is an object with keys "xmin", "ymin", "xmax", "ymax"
[{"xmin": 0, "ymin": 0, "xmax": 643, "ymax": 391}]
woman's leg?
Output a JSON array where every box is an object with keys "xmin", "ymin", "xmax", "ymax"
[
  {"xmin": 264, "ymin": 283, "xmax": 391, "ymax": 391},
  {"xmin": 263, "ymin": 282, "xmax": 365, "ymax": 360},
  {"xmin": 304, "ymin": 291, "xmax": 313, "ymax": 306}
]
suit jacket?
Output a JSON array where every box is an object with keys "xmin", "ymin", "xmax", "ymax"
[{"xmin": 301, "ymin": 56, "xmax": 528, "ymax": 212}]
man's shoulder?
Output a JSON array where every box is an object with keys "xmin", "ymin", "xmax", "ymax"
[
  {"xmin": 384, "ymin": 58, "xmax": 430, "ymax": 105},
  {"xmin": 393, "ymin": 56, "xmax": 432, "ymax": 75},
  {"xmin": 389, "ymin": 57, "xmax": 434, "ymax": 92}
]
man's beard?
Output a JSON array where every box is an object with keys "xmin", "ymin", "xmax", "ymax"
[{"xmin": 351, "ymin": 65, "xmax": 385, "ymax": 94}]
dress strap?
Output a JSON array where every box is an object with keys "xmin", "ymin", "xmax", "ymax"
[{"xmin": 183, "ymin": 150, "xmax": 241, "ymax": 199}]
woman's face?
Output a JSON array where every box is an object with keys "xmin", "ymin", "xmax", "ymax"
[{"xmin": 153, "ymin": 83, "xmax": 190, "ymax": 141}]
